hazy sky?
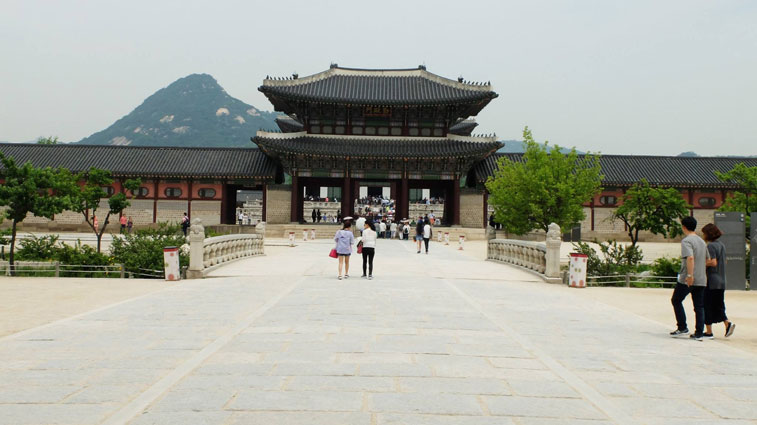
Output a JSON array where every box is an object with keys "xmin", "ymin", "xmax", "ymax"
[{"xmin": 1, "ymin": 0, "xmax": 756, "ymax": 155}]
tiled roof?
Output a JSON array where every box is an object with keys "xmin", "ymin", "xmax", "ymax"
[
  {"xmin": 0, "ymin": 143, "xmax": 276, "ymax": 179},
  {"xmin": 253, "ymin": 132, "xmax": 503, "ymax": 159},
  {"xmin": 448, "ymin": 119, "xmax": 478, "ymax": 136},
  {"xmin": 275, "ymin": 116, "xmax": 304, "ymax": 133},
  {"xmin": 474, "ymin": 153, "xmax": 757, "ymax": 188},
  {"xmin": 260, "ymin": 65, "xmax": 498, "ymax": 106}
]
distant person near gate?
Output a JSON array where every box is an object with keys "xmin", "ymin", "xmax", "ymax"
[{"xmin": 415, "ymin": 216, "xmax": 424, "ymax": 254}]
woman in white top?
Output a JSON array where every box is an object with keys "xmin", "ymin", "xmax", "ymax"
[{"xmin": 360, "ymin": 221, "xmax": 377, "ymax": 279}]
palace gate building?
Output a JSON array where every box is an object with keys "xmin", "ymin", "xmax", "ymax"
[
  {"xmin": 254, "ymin": 64, "xmax": 502, "ymax": 225},
  {"xmin": 1, "ymin": 64, "xmax": 756, "ymax": 240}
]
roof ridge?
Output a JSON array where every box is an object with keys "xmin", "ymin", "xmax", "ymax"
[
  {"xmin": 262, "ymin": 65, "xmax": 493, "ymax": 91},
  {"xmin": 255, "ymin": 131, "xmax": 499, "ymax": 143},
  {"xmin": 0, "ymin": 143, "xmax": 258, "ymax": 152},
  {"xmin": 493, "ymin": 152, "xmax": 757, "ymax": 160}
]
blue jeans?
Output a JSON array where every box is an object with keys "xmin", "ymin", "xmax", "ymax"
[
  {"xmin": 690, "ymin": 286, "xmax": 705, "ymax": 336},
  {"xmin": 671, "ymin": 283, "xmax": 690, "ymax": 331},
  {"xmin": 671, "ymin": 283, "xmax": 705, "ymax": 336}
]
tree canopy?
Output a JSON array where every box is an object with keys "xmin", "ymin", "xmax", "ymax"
[
  {"xmin": 0, "ymin": 152, "xmax": 76, "ymax": 271},
  {"xmin": 485, "ymin": 127, "xmax": 603, "ymax": 234},
  {"xmin": 68, "ymin": 168, "xmax": 140, "ymax": 252},
  {"xmin": 611, "ymin": 179, "xmax": 690, "ymax": 248},
  {"xmin": 716, "ymin": 162, "xmax": 757, "ymax": 231},
  {"xmin": 36, "ymin": 136, "xmax": 59, "ymax": 145}
]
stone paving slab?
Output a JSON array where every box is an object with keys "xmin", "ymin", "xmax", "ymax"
[{"xmin": 1, "ymin": 238, "xmax": 756, "ymax": 424}]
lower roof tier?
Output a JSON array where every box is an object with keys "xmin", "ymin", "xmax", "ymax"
[
  {"xmin": 0, "ymin": 143, "xmax": 276, "ymax": 179},
  {"xmin": 3, "ymin": 143, "xmax": 755, "ymax": 189},
  {"xmin": 473, "ymin": 153, "xmax": 757, "ymax": 189},
  {"xmin": 253, "ymin": 132, "xmax": 503, "ymax": 159}
]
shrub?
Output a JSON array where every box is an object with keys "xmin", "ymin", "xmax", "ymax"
[
  {"xmin": 15, "ymin": 235, "xmax": 60, "ymax": 261},
  {"xmin": 110, "ymin": 223, "xmax": 187, "ymax": 277},
  {"xmin": 14, "ymin": 236, "xmax": 116, "ymax": 277},
  {"xmin": 652, "ymin": 256, "xmax": 681, "ymax": 278},
  {"xmin": 571, "ymin": 240, "xmax": 644, "ymax": 276}
]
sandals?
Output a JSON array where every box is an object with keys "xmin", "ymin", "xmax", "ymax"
[{"xmin": 338, "ymin": 275, "xmax": 342, "ymax": 280}]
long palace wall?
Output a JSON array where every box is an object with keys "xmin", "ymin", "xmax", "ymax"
[{"xmin": 1, "ymin": 179, "xmax": 224, "ymax": 231}]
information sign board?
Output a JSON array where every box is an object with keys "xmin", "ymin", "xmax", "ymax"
[{"xmin": 714, "ymin": 212, "xmax": 746, "ymax": 290}]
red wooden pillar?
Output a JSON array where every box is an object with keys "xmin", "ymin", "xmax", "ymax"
[
  {"xmin": 152, "ymin": 179, "xmax": 159, "ymax": 223},
  {"xmin": 290, "ymin": 174, "xmax": 299, "ymax": 223},
  {"xmin": 400, "ymin": 173, "xmax": 409, "ymax": 220},
  {"xmin": 187, "ymin": 180, "xmax": 193, "ymax": 219},
  {"xmin": 590, "ymin": 196, "xmax": 595, "ymax": 231},
  {"xmin": 452, "ymin": 176, "xmax": 461, "ymax": 226}
]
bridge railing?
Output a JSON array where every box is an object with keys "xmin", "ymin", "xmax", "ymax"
[
  {"xmin": 486, "ymin": 222, "xmax": 562, "ymax": 283},
  {"xmin": 487, "ymin": 239, "xmax": 547, "ymax": 274},
  {"xmin": 186, "ymin": 219, "xmax": 264, "ymax": 278}
]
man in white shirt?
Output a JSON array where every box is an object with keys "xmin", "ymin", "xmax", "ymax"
[
  {"xmin": 390, "ymin": 221, "xmax": 398, "ymax": 239},
  {"xmin": 379, "ymin": 221, "xmax": 387, "ymax": 238},
  {"xmin": 423, "ymin": 222, "xmax": 432, "ymax": 254},
  {"xmin": 356, "ymin": 216, "xmax": 366, "ymax": 235}
]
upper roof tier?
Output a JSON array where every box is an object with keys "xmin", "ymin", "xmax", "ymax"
[{"xmin": 259, "ymin": 64, "xmax": 498, "ymax": 111}]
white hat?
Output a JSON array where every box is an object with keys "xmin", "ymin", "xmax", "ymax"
[{"xmin": 343, "ymin": 216, "xmax": 353, "ymax": 221}]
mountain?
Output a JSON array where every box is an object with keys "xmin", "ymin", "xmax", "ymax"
[
  {"xmin": 678, "ymin": 151, "xmax": 700, "ymax": 157},
  {"xmin": 77, "ymin": 74, "xmax": 279, "ymax": 147}
]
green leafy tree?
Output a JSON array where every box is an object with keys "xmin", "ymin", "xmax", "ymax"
[
  {"xmin": 69, "ymin": 168, "xmax": 141, "ymax": 252},
  {"xmin": 485, "ymin": 127, "xmax": 602, "ymax": 234},
  {"xmin": 36, "ymin": 136, "xmax": 59, "ymax": 145},
  {"xmin": 611, "ymin": 179, "xmax": 690, "ymax": 248},
  {"xmin": 716, "ymin": 163, "xmax": 757, "ymax": 232},
  {"xmin": 110, "ymin": 223, "xmax": 187, "ymax": 276},
  {"xmin": 0, "ymin": 152, "xmax": 76, "ymax": 274}
]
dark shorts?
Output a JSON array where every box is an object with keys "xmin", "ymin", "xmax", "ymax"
[{"xmin": 338, "ymin": 253, "xmax": 351, "ymax": 257}]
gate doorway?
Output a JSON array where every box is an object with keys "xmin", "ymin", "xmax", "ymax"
[{"xmin": 222, "ymin": 184, "xmax": 263, "ymax": 225}]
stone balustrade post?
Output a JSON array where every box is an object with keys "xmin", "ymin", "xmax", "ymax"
[
  {"xmin": 545, "ymin": 222, "xmax": 562, "ymax": 278},
  {"xmin": 187, "ymin": 218, "xmax": 205, "ymax": 279}
]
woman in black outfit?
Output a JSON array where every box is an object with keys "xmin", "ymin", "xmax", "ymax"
[{"xmin": 702, "ymin": 223, "xmax": 735, "ymax": 338}]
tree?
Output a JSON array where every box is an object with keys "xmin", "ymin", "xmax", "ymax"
[
  {"xmin": 611, "ymin": 179, "xmax": 690, "ymax": 248},
  {"xmin": 69, "ymin": 168, "xmax": 141, "ymax": 252},
  {"xmin": 716, "ymin": 163, "xmax": 757, "ymax": 232},
  {"xmin": 36, "ymin": 136, "xmax": 59, "ymax": 145},
  {"xmin": 0, "ymin": 152, "xmax": 76, "ymax": 274},
  {"xmin": 485, "ymin": 127, "xmax": 602, "ymax": 234}
]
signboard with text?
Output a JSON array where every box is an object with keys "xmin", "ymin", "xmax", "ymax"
[{"xmin": 714, "ymin": 212, "xmax": 747, "ymax": 290}]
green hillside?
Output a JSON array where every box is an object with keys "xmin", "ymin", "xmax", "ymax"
[{"xmin": 77, "ymin": 74, "xmax": 278, "ymax": 147}]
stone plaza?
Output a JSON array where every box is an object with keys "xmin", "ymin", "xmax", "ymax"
[{"xmin": 1, "ymin": 238, "xmax": 757, "ymax": 425}]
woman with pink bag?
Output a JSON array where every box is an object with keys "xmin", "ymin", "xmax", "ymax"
[{"xmin": 334, "ymin": 218, "xmax": 354, "ymax": 280}]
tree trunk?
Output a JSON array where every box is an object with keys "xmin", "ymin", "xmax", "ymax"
[
  {"xmin": 96, "ymin": 232, "xmax": 102, "ymax": 253},
  {"xmin": 9, "ymin": 219, "xmax": 17, "ymax": 276}
]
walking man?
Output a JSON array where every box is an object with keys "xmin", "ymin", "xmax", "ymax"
[
  {"xmin": 423, "ymin": 220, "xmax": 432, "ymax": 254},
  {"xmin": 671, "ymin": 216, "xmax": 708, "ymax": 340}
]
